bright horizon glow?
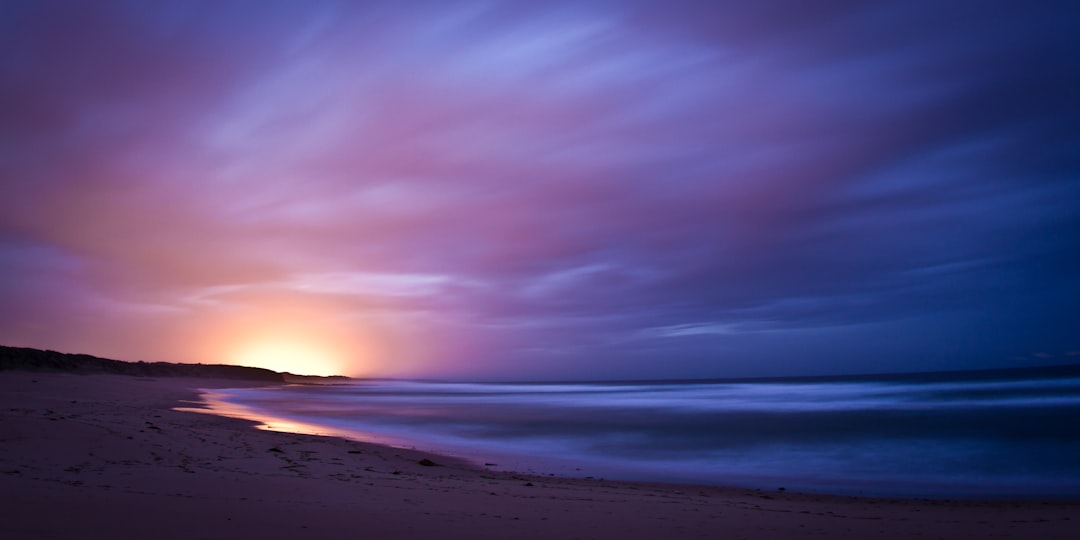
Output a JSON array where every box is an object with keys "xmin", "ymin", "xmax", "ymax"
[
  {"xmin": 227, "ymin": 338, "xmax": 345, "ymax": 377},
  {"xmin": 176, "ymin": 285, "xmax": 397, "ymax": 377}
]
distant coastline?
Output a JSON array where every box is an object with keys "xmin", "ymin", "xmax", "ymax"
[
  {"xmin": 4, "ymin": 343, "xmax": 1079, "ymax": 387},
  {"xmin": 0, "ymin": 344, "xmax": 350, "ymax": 384}
]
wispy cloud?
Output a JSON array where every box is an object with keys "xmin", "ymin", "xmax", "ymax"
[{"xmin": 1, "ymin": 0, "xmax": 1077, "ymax": 378}]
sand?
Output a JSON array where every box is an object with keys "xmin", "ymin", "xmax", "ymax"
[{"xmin": 1, "ymin": 372, "xmax": 1076, "ymax": 539}]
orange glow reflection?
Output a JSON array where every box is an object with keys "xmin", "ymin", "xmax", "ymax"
[{"xmin": 175, "ymin": 391, "xmax": 421, "ymax": 450}]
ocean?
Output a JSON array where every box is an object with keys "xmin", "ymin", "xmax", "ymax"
[{"xmin": 200, "ymin": 365, "xmax": 1080, "ymax": 498}]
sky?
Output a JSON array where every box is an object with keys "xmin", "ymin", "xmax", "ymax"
[{"xmin": 1, "ymin": 0, "xmax": 1078, "ymax": 380}]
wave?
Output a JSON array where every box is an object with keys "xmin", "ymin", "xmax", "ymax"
[{"xmin": 202, "ymin": 373, "xmax": 1080, "ymax": 498}]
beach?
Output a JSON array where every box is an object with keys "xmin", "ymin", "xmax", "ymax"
[{"xmin": 1, "ymin": 372, "xmax": 1077, "ymax": 539}]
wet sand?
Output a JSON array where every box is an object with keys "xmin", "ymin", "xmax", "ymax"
[{"xmin": 1, "ymin": 372, "xmax": 1076, "ymax": 539}]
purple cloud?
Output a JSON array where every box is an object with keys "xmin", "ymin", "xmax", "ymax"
[{"xmin": 1, "ymin": 0, "xmax": 1078, "ymax": 378}]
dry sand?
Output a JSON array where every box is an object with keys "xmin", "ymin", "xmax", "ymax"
[{"xmin": 1, "ymin": 372, "xmax": 1077, "ymax": 539}]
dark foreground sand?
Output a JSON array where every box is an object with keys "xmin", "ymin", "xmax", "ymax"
[{"xmin": 1, "ymin": 372, "xmax": 1077, "ymax": 539}]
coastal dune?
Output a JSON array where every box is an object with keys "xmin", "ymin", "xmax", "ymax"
[{"xmin": 1, "ymin": 372, "xmax": 1077, "ymax": 539}]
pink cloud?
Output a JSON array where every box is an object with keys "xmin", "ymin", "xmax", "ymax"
[{"xmin": 2, "ymin": 1, "xmax": 1078, "ymax": 378}]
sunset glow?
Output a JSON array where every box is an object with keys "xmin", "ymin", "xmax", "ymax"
[{"xmin": 227, "ymin": 339, "xmax": 344, "ymax": 377}]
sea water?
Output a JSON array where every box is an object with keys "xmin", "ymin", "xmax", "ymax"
[{"xmin": 203, "ymin": 367, "xmax": 1080, "ymax": 498}]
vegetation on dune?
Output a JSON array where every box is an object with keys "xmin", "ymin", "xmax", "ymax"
[{"xmin": 0, "ymin": 345, "xmax": 285, "ymax": 382}]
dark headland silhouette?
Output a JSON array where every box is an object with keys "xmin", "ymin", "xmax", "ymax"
[{"xmin": 0, "ymin": 344, "xmax": 350, "ymax": 383}]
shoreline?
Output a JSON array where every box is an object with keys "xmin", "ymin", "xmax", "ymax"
[
  {"xmin": 194, "ymin": 376, "xmax": 1080, "ymax": 501},
  {"xmin": 190, "ymin": 386, "xmax": 1073, "ymax": 502},
  {"xmin": 2, "ymin": 371, "xmax": 1078, "ymax": 539}
]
